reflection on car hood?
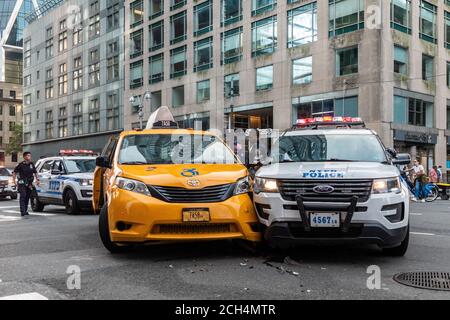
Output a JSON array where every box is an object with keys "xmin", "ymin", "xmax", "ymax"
[{"xmin": 257, "ymin": 162, "xmax": 400, "ymax": 180}]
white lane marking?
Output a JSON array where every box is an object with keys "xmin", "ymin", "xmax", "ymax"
[
  {"xmin": 29, "ymin": 212, "xmax": 57, "ymax": 217},
  {"xmin": 0, "ymin": 215, "xmax": 21, "ymax": 222},
  {"xmin": 4, "ymin": 210, "xmax": 20, "ymax": 214},
  {"xmin": 0, "ymin": 292, "xmax": 48, "ymax": 300},
  {"xmin": 411, "ymin": 232, "xmax": 435, "ymax": 236},
  {"xmin": 410, "ymin": 213, "xmax": 423, "ymax": 216},
  {"xmin": 0, "ymin": 206, "xmax": 20, "ymax": 209}
]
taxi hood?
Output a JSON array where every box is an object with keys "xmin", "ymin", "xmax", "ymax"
[
  {"xmin": 257, "ymin": 162, "xmax": 400, "ymax": 180},
  {"xmin": 118, "ymin": 164, "xmax": 248, "ymax": 188}
]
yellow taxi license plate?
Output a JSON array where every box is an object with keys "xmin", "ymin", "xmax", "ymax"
[{"xmin": 182, "ymin": 209, "xmax": 210, "ymax": 222}]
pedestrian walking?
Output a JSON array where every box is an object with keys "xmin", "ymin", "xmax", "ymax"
[
  {"xmin": 437, "ymin": 165, "xmax": 443, "ymax": 183},
  {"xmin": 429, "ymin": 165, "xmax": 438, "ymax": 183},
  {"xmin": 12, "ymin": 152, "xmax": 40, "ymax": 217},
  {"xmin": 411, "ymin": 159, "xmax": 426, "ymax": 202}
]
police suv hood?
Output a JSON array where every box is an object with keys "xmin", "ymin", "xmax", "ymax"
[{"xmin": 256, "ymin": 162, "xmax": 400, "ymax": 180}]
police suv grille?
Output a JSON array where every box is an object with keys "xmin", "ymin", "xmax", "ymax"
[
  {"xmin": 149, "ymin": 184, "xmax": 234, "ymax": 203},
  {"xmin": 278, "ymin": 179, "xmax": 373, "ymax": 203}
]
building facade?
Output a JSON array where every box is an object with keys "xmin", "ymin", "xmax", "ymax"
[
  {"xmin": 123, "ymin": 0, "xmax": 450, "ymax": 174},
  {"xmin": 22, "ymin": 0, "xmax": 125, "ymax": 158}
]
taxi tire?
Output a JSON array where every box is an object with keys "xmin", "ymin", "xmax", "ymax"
[
  {"xmin": 64, "ymin": 189, "xmax": 80, "ymax": 215},
  {"xmin": 30, "ymin": 192, "xmax": 45, "ymax": 212},
  {"xmin": 382, "ymin": 225, "xmax": 409, "ymax": 257},
  {"xmin": 99, "ymin": 204, "xmax": 129, "ymax": 254}
]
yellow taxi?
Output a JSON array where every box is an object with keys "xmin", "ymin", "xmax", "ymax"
[{"xmin": 93, "ymin": 107, "xmax": 260, "ymax": 253}]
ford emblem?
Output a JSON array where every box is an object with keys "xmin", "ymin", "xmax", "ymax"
[{"xmin": 313, "ymin": 185, "xmax": 335, "ymax": 194}]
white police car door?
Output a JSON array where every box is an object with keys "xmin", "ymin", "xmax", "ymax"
[
  {"xmin": 47, "ymin": 160, "xmax": 65, "ymax": 201},
  {"xmin": 37, "ymin": 160, "xmax": 54, "ymax": 197}
]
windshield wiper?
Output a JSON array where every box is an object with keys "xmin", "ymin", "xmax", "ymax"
[{"xmin": 121, "ymin": 161, "xmax": 149, "ymax": 165}]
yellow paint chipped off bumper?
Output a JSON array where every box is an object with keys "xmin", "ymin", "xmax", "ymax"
[{"xmin": 108, "ymin": 188, "xmax": 261, "ymax": 243}]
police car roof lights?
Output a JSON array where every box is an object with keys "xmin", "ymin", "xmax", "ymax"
[
  {"xmin": 295, "ymin": 116, "xmax": 365, "ymax": 129},
  {"xmin": 145, "ymin": 106, "xmax": 179, "ymax": 130},
  {"xmin": 59, "ymin": 149, "xmax": 96, "ymax": 156}
]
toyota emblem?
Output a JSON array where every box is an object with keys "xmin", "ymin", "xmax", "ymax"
[{"xmin": 187, "ymin": 179, "xmax": 201, "ymax": 187}]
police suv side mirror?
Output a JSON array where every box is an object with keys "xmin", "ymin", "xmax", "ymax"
[
  {"xmin": 96, "ymin": 156, "xmax": 111, "ymax": 169},
  {"xmin": 393, "ymin": 153, "xmax": 411, "ymax": 166},
  {"xmin": 51, "ymin": 169, "xmax": 61, "ymax": 175}
]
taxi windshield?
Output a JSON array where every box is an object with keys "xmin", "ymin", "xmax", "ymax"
[
  {"xmin": 118, "ymin": 134, "xmax": 238, "ymax": 165},
  {"xmin": 65, "ymin": 159, "xmax": 96, "ymax": 173},
  {"xmin": 277, "ymin": 134, "xmax": 387, "ymax": 163}
]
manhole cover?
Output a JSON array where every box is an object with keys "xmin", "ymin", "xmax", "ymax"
[{"xmin": 394, "ymin": 272, "xmax": 450, "ymax": 291}]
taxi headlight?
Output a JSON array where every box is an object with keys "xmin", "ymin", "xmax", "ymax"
[
  {"xmin": 254, "ymin": 177, "xmax": 278, "ymax": 194},
  {"xmin": 78, "ymin": 179, "xmax": 93, "ymax": 186},
  {"xmin": 115, "ymin": 177, "xmax": 151, "ymax": 196},
  {"xmin": 372, "ymin": 177, "xmax": 401, "ymax": 194},
  {"xmin": 234, "ymin": 177, "xmax": 250, "ymax": 195}
]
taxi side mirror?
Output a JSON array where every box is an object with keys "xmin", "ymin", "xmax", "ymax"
[
  {"xmin": 393, "ymin": 153, "xmax": 411, "ymax": 166},
  {"xmin": 96, "ymin": 156, "xmax": 111, "ymax": 169}
]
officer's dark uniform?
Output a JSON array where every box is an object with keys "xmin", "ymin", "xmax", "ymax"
[{"xmin": 13, "ymin": 161, "xmax": 37, "ymax": 216}]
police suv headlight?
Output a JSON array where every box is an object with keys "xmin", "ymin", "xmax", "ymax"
[
  {"xmin": 234, "ymin": 177, "xmax": 250, "ymax": 195},
  {"xmin": 372, "ymin": 177, "xmax": 401, "ymax": 194},
  {"xmin": 254, "ymin": 177, "xmax": 278, "ymax": 194},
  {"xmin": 115, "ymin": 177, "xmax": 151, "ymax": 196},
  {"xmin": 77, "ymin": 179, "xmax": 93, "ymax": 186}
]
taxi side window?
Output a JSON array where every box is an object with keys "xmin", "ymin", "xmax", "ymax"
[
  {"xmin": 102, "ymin": 136, "xmax": 118, "ymax": 166},
  {"xmin": 40, "ymin": 160, "xmax": 54, "ymax": 174}
]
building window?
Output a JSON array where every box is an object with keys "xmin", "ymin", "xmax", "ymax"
[
  {"xmin": 171, "ymin": 11, "xmax": 187, "ymax": 44},
  {"xmin": 150, "ymin": 0, "xmax": 164, "ymax": 19},
  {"xmin": 295, "ymin": 96, "xmax": 358, "ymax": 119},
  {"xmin": 224, "ymin": 73, "xmax": 240, "ymax": 97},
  {"xmin": 107, "ymin": 92, "xmax": 120, "ymax": 130},
  {"xmin": 89, "ymin": 61, "xmax": 100, "ymax": 87},
  {"xmin": 46, "ymin": 27, "xmax": 53, "ymax": 38},
  {"xmin": 394, "ymin": 95, "xmax": 433, "ymax": 127},
  {"xmin": 221, "ymin": 0, "xmax": 242, "ymax": 26},
  {"xmin": 256, "ymin": 65, "xmax": 273, "ymax": 91},
  {"xmin": 422, "ymin": 54, "xmax": 434, "ymax": 81},
  {"xmin": 60, "ymin": 19, "xmax": 67, "ymax": 31},
  {"xmin": 45, "ymin": 80, "xmax": 54, "ymax": 99},
  {"xmin": 194, "ymin": 37, "xmax": 213, "ymax": 72},
  {"xmin": 58, "ymin": 118, "xmax": 68, "ymax": 138},
  {"xmin": 73, "ymin": 57, "xmax": 83, "ymax": 91},
  {"xmin": 45, "ymin": 39, "xmax": 53, "ymax": 59},
  {"xmin": 252, "ymin": 16, "xmax": 277, "ymax": 57},
  {"xmin": 419, "ymin": 1, "xmax": 437, "ymax": 44},
  {"xmin": 107, "ymin": 3, "xmax": 120, "ymax": 30},
  {"xmin": 252, "ymin": 0, "xmax": 276, "ymax": 16},
  {"xmin": 24, "ymin": 40, "xmax": 31, "ymax": 68},
  {"xmin": 170, "ymin": 46, "xmax": 187, "ymax": 78},
  {"xmin": 149, "ymin": 53, "xmax": 164, "ymax": 84},
  {"xmin": 149, "ymin": 20, "xmax": 164, "ymax": 51},
  {"xmin": 151, "ymin": 91, "xmax": 162, "ymax": 112},
  {"xmin": 24, "ymin": 113, "xmax": 31, "ymax": 125},
  {"xmin": 197, "ymin": 80, "xmax": 210, "ymax": 103},
  {"xmin": 24, "ymin": 94, "xmax": 31, "ymax": 105},
  {"xmin": 194, "ymin": 0, "xmax": 213, "ymax": 36},
  {"xmin": 130, "ymin": 0, "xmax": 144, "ymax": 28},
  {"xmin": 394, "ymin": 45, "xmax": 408, "ymax": 75},
  {"xmin": 45, "ymin": 111, "xmax": 54, "ymax": 139},
  {"xmin": 89, "ymin": 98, "xmax": 100, "ymax": 133},
  {"xmin": 73, "ymin": 25, "xmax": 83, "ymax": 45},
  {"xmin": 293, "ymin": 56, "xmax": 312, "ymax": 85},
  {"xmin": 130, "ymin": 29, "xmax": 143, "ymax": 58},
  {"xmin": 9, "ymin": 122, "xmax": 15, "ymax": 131},
  {"xmin": 130, "ymin": 60, "xmax": 143, "ymax": 88},
  {"xmin": 172, "ymin": 86, "xmax": 185, "ymax": 107},
  {"xmin": 391, "ymin": 0, "xmax": 411, "ymax": 34},
  {"xmin": 336, "ymin": 47, "xmax": 358, "ymax": 76},
  {"xmin": 329, "ymin": 0, "xmax": 365, "ymax": 37},
  {"xmin": 221, "ymin": 27, "xmax": 243, "ymax": 64},
  {"xmin": 9, "ymin": 105, "xmax": 16, "ymax": 116},
  {"xmin": 171, "ymin": 0, "xmax": 186, "ymax": 11},
  {"xmin": 447, "ymin": 62, "xmax": 450, "ymax": 87},
  {"xmin": 58, "ymin": 31, "xmax": 67, "ymax": 52},
  {"xmin": 288, "ymin": 2, "xmax": 317, "ymax": 48},
  {"xmin": 107, "ymin": 56, "xmax": 120, "ymax": 81},
  {"xmin": 24, "ymin": 75, "xmax": 31, "ymax": 87},
  {"xmin": 88, "ymin": 14, "xmax": 100, "ymax": 38},
  {"xmin": 445, "ymin": 11, "xmax": 450, "ymax": 49},
  {"xmin": 73, "ymin": 115, "xmax": 83, "ymax": 135}
]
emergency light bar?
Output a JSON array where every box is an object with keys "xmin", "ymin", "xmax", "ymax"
[
  {"xmin": 295, "ymin": 117, "xmax": 365, "ymax": 129},
  {"xmin": 59, "ymin": 149, "xmax": 95, "ymax": 156}
]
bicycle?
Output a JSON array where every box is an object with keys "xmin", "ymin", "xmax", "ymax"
[{"xmin": 400, "ymin": 174, "xmax": 439, "ymax": 202}]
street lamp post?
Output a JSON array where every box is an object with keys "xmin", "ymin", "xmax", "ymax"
[
  {"xmin": 228, "ymin": 84, "xmax": 235, "ymax": 130},
  {"xmin": 129, "ymin": 91, "xmax": 151, "ymax": 130}
]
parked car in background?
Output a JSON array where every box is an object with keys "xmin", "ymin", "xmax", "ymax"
[{"xmin": 0, "ymin": 167, "xmax": 18, "ymax": 200}]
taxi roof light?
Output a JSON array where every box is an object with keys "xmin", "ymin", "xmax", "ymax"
[{"xmin": 145, "ymin": 106, "xmax": 179, "ymax": 130}]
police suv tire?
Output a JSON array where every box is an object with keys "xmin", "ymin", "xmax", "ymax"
[
  {"xmin": 30, "ymin": 191, "xmax": 45, "ymax": 212},
  {"xmin": 10, "ymin": 194, "xmax": 17, "ymax": 200},
  {"xmin": 99, "ymin": 204, "xmax": 129, "ymax": 254},
  {"xmin": 64, "ymin": 189, "xmax": 80, "ymax": 215},
  {"xmin": 382, "ymin": 225, "xmax": 409, "ymax": 257}
]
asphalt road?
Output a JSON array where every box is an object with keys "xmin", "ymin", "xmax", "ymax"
[{"xmin": 0, "ymin": 199, "xmax": 450, "ymax": 300}]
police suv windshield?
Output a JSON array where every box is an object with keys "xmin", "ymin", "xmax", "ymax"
[
  {"xmin": 118, "ymin": 134, "xmax": 238, "ymax": 165},
  {"xmin": 65, "ymin": 159, "xmax": 96, "ymax": 173},
  {"xmin": 277, "ymin": 134, "xmax": 387, "ymax": 163}
]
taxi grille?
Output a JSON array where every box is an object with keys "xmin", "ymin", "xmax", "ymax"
[
  {"xmin": 154, "ymin": 224, "xmax": 233, "ymax": 234},
  {"xmin": 278, "ymin": 179, "xmax": 373, "ymax": 203},
  {"xmin": 149, "ymin": 184, "xmax": 234, "ymax": 203}
]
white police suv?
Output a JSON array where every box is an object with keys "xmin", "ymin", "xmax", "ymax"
[
  {"xmin": 32, "ymin": 152, "xmax": 96, "ymax": 214},
  {"xmin": 253, "ymin": 117, "xmax": 411, "ymax": 256}
]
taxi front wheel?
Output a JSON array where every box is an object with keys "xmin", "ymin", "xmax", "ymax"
[{"xmin": 99, "ymin": 204, "xmax": 130, "ymax": 254}]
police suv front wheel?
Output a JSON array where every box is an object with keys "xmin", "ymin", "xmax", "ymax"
[
  {"xmin": 99, "ymin": 204, "xmax": 130, "ymax": 254},
  {"xmin": 64, "ymin": 189, "xmax": 81, "ymax": 215},
  {"xmin": 381, "ymin": 225, "xmax": 409, "ymax": 257},
  {"xmin": 30, "ymin": 191, "xmax": 45, "ymax": 212}
]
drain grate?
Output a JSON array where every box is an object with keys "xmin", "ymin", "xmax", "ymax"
[{"xmin": 394, "ymin": 272, "xmax": 450, "ymax": 291}]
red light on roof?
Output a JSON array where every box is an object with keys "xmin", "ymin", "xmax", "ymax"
[{"xmin": 296, "ymin": 117, "xmax": 364, "ymax": 125}]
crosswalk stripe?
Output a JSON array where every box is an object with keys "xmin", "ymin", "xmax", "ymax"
[
  {"xmin": 0, "ymin": 292, "xmax": 48, "ymax": 300},
  {"xmin": 0, "ymin": 215, "xmax": 21, "ymax": 222}
]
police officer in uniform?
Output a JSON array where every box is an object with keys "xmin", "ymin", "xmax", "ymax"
[{"xmin": 12, "ymin": 152, "xmax": 40, "ymax": 217}]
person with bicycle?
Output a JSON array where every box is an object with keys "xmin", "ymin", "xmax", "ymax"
[{"xmin": 411, "ymin": 159, "xmax": 426, "ymax": 203}]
